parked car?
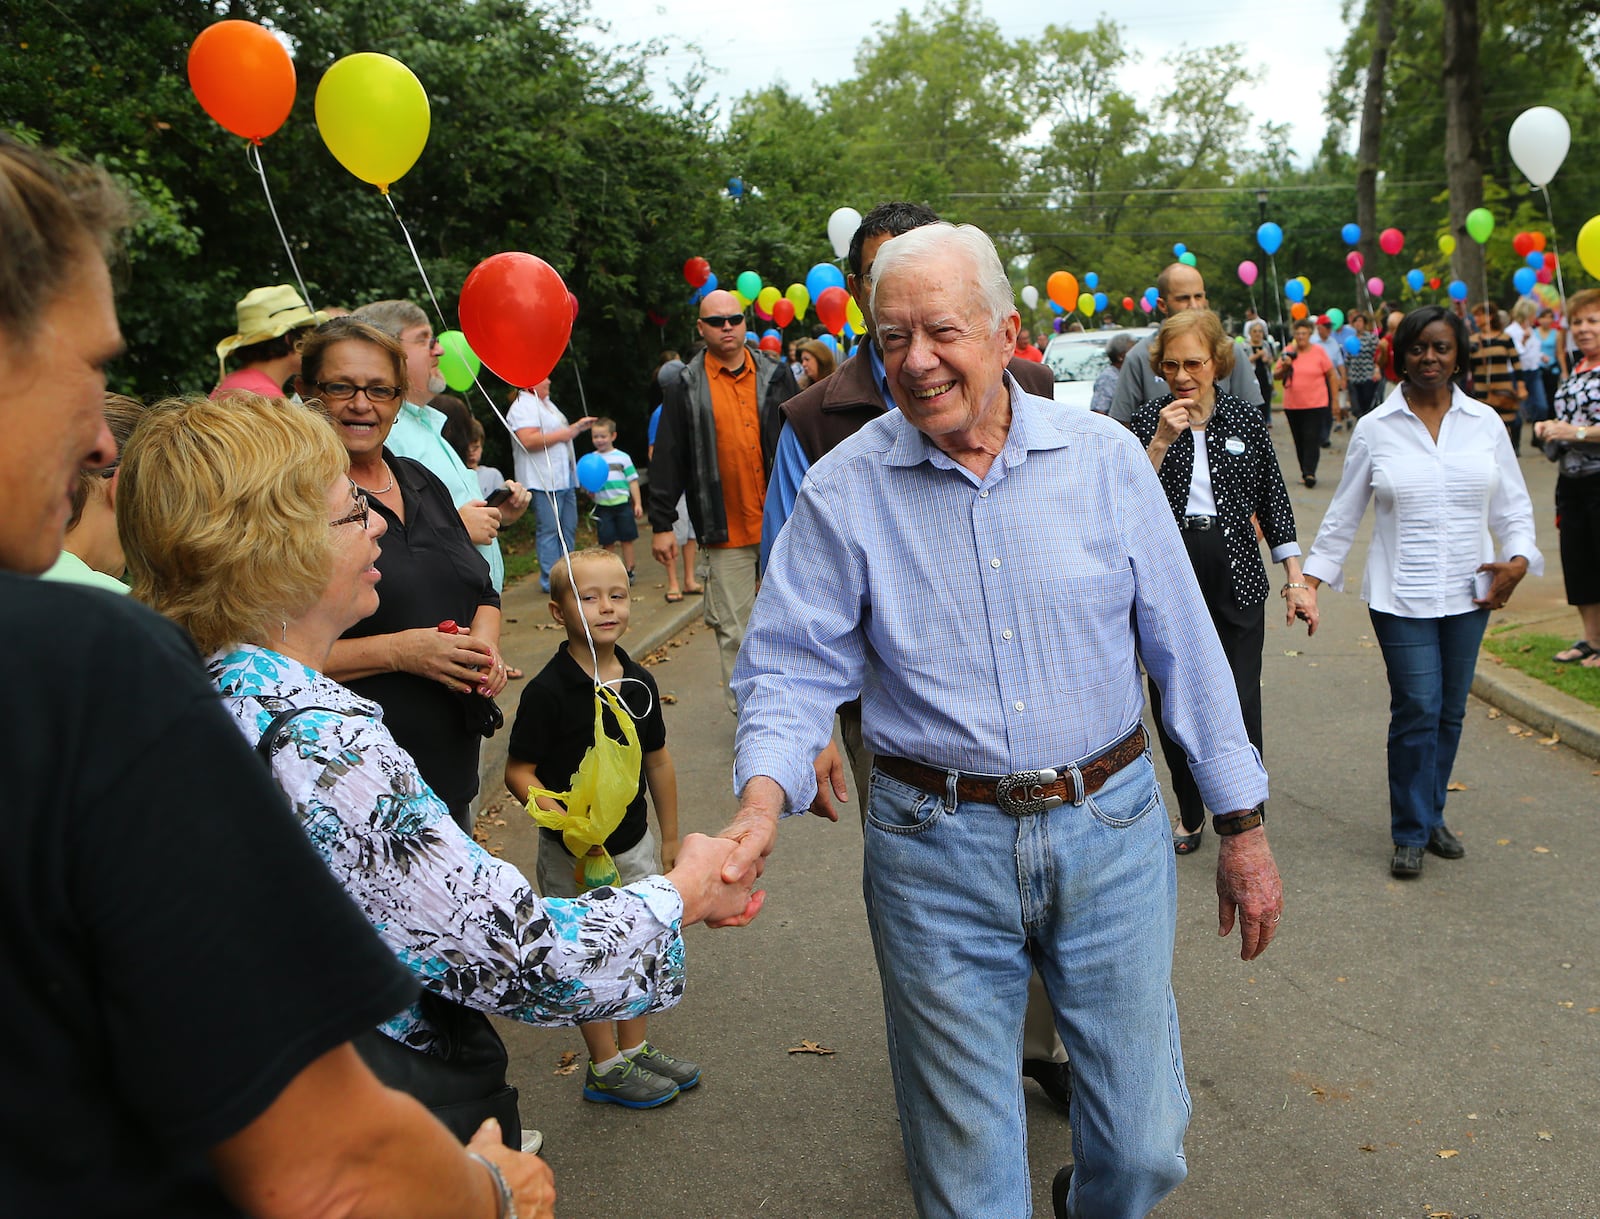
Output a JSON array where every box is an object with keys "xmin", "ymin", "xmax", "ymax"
[{"xmin": 1042, "ymin": 327, "xmax": 1155, "ymax": 409}]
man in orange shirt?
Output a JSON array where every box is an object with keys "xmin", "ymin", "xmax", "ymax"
[
  {"xmin": 650, "ymin": 289, "xmax": 798, "ymax": 713},
  {"xmin": 1014, "ymin": 326, "xmax": 1044, "ymax": 362}
]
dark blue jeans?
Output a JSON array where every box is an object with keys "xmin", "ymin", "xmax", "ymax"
[{"xmin": 1368, "ymin": 608, "xmax": 1489, "ymax": 846}]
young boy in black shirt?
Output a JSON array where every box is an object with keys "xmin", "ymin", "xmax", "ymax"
[{"xmin": 506, "ymin": 548, "xmax": 695, "ymax": 1109}]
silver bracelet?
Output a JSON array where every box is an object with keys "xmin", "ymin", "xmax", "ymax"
[{"xmin": 467, "ymin": 1151, "xmax": 519, "ymax": 1219}]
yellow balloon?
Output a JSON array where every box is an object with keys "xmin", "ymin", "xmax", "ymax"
[
  {"xmin": 1577, "ymin": 215, "xmax": 1600, "ymax": 280},
  {"xmin": 315, "ymin": 53, "xmax": 430, "ymax": 193},
  {"xmin": 756, "ymin": 285, "xmax": 781, "ymax": 313},
  {"xmin": 1296, "ymin": 276, "xmax": 1311, "ymax": 295},
  {"xmin": 846, "ymin": 296, "xmax": 864, "ymax": 329},
  {"xmin": 1078, "ymin": 292, "xmax": 1096, "ymax": 317},
  {"xmin": 1438, "ymin": 234, "xmax": 1457, "ymax": 256},
  {"xmin": 785, "ymin": 283, "xmax": 810, "ymax": 321}
]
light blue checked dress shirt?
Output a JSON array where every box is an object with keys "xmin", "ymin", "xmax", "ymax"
[{"xmin": 733, "ymin": 377, "xmax": 1270, "ymax": 815}]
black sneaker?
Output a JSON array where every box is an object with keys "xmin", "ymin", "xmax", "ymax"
[
  {"xmin": 1391, "ymin": 845, "xmax": 1424, "ymax": 878},
  {"xmin": 1426, "ymin": 825, "xmax": 1465, "ymax": 859}
]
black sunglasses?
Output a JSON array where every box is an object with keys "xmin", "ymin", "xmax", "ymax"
[{"xmin": 698, "ymin": 314, "xmax": 745, "ymax": 328}]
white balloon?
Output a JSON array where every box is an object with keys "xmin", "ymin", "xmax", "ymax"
[
  {"xmin": 827, "ymin": 206, "xmax": 863, "ymax": 259},
  {"xmin": 1508, "ymin": 106, "xmax": 1571, "ymax": 188},
  {"xmin": 1021, "ymin": 284, "xmax": 1039, "ymax": 309}
]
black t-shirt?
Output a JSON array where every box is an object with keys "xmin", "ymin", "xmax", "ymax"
[
  {"xmin": 342, "ymin": 452, "xmax": 500, "ymax": 810},
  {"xmin": 507, "ymin": 642, "xmax": 666, "ymax": 856},
  {"xmin": 0, "ymin": 575, "xmax": 417, "ymax": 1216}
]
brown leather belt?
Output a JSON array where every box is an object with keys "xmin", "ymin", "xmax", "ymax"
[{"xmin": 875, "ymin": 725, "xmax": 1148, "ymax": 816}]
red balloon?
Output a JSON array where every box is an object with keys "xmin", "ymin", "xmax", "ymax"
[
  {"xmin": 1537, "ymin": 267, "xmax": 1554, "ymax": 284},
  {"xmin": 1121, "ymin": 296, "xmax": 1134, "ymax": 311},
  {"xmin": 773, "ymin": 298, "xmax": 796, "ymax": 328},
  {"xmin": 1428, "ymin": 277, "xmax": 1442, "ymax": 290},
  {"xmin": 646, "ymin": 308, "xmax": 669, "ymax": 327},
  {"xmin": 682, "ymin": 257, "xmax": 710, "ymax": 288},
  {"xmin": 1378, "ymin": 227, "xmax": 1405, "ymax": 256},
  {"xmin": 1346, "ymin": 251, "xmax": 1365, "ymax": 274},
  {"xmin": 816, "ymin": 285, "xmax": 849, "ymax": 336},
  {"xmin": 188, "ymin": 20, "xmax": 296, "ymax": 143},
  {"xmin": 567, "ymin": 291, "xmax": 580, "ymax": 321},
  {"xmin": 459, "ymin": 253, "xmax": 573, "ymax": 388},
  {"xmin": 1512, "ymin": 232, "xmax": 1536, "ymax": 257},
  {"xmin": 758, "ymin": 335, "xmax": 782, "ymax": 353}
]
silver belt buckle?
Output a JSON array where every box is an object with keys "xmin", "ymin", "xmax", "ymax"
[
  {"xmin": 1183, "ymin": 515, "xmax": 1213, "ymax": 531},
  {"xmin": 996, "ymin": 769, "xmax": 1063, "ymax": 816}
]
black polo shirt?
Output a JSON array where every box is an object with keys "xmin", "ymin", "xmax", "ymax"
[{"xmin": 508, "ymin": 642, "xmax": 666, "ymax": 856}]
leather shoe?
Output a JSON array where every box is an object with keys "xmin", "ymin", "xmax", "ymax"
[
  {"xmin": 1022, "ymin": 1057, "xmax": 1073, "ymax": 1114},
  {"xmin": 1426, "ymin": 825, "xmax": 1465, "ymax": 859},
  {"xmin": 1391, "ymin": 845, "xmax": 1424, "ymax": 878},
  {"xmin": 1051, "ymin": 1163, "xmax": 1074, "ymax": 1218}
]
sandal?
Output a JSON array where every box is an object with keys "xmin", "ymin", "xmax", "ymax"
[
  {"xmin": 683, "ymin": 585, "xmax": 705, "ymax": 595},
  {"xmin": 1583, "ymin": 652, "xmax": 1600, "ymax": 669},
  {"xmin": 1554, "ymin": 640, "xmax": 1597, "ymax": 663},
  {"xmin": 664, "ymin": 591, "xmax": 684, "ymax": 604},
  {"xmin": 1173, "ymin": 826, "xmax": 1204, "ymax": 856}
]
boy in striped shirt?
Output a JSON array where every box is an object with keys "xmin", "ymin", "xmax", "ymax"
[{"xmin": 590, "ymin": 418, "xmax": 643, "ymax": 581}]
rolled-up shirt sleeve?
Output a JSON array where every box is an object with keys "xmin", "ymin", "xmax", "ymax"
[{"xmin": 1488, "ymin": 425, "xmax": 1545, "ymax": 573}]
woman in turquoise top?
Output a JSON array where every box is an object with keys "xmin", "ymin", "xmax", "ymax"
[
  {"xmin": 1538, "ymin": 307, "xmax": 1567, "ymax": 410},
  {"xmin": 39, "ymin": 393, "xmax": 142, "ymax": 594}
]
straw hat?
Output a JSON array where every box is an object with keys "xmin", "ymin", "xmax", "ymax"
[{"xmin": 215, "ymin": 285, "xmax": 328, "ymax": 364}]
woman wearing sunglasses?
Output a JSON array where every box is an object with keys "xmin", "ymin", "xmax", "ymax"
[
  {"xmin": 1132, "ymin": 309, "xmax": 1314, "ymax": 856},
  {"xmin": 295, "ymin": 317, "xmax": 505, "ymax": 832}
]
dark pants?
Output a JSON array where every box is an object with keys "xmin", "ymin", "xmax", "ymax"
[
  {"xmin": 1147, "ymin": 526, "xmax": 1266, "ymax": 833},
  {"xmin": 1499, "ymin": 411, "xmax": 1522, "ymax": 456},
  {"xmin": 1350, "ymin": 378, "xmax": 1381, "ymax": 418},
  {"xmin": 1285, "ymin": 407, "xmax": 1331, "ymax": 479}
]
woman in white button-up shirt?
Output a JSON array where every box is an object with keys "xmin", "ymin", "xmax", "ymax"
[{"xmin": 1300, "ymin": 306, "xmax": 1543, "ymax": 880}]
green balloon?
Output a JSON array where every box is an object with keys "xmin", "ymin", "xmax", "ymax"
[
  {"xmin": 1326, "ymin": 308, "xmax": 1345, "ymax": 329},
  {"xmin": 437, "ymin": 330, "xmax": 481, "ymax": 392},
  {"xmin": 736, "ymin": 270, "xmax": 762, "ymax": 301},
  {"xmin": 1178, "ymin": 251, "xmax": 1198, "ymax": 266},
  {"xmin": 1465, "ymin": 207, "xmax": 1495, "ymax": 244}
]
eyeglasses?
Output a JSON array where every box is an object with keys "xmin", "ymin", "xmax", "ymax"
[
  {"xmin": 698, "ymin": 314, "xmax": 745, "ymax": 328},
  {"xmin": 1157, "ymin": 357, "xmax": 1212, "ymax": 377},
  {"xmin": 312, "ymin": 381, "xmax": 403, "ymax": 403},
  {"xmin": 330, "ymin": 485, "xmax": 370, "ymax": 530}
]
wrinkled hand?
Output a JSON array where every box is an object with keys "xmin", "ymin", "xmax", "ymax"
[
  {"xmin": 808, "ymin": 741, "xmax": 846, "ymax": 821},
  {"xmin": 394, "ymin": 628, "xmax": 496, "ymax": 693},
  {"xmin": 667, "ymin": 832, "xmax": 765, "ymax": 927},
  {"xmin": 652, "ymin": 530, "xmax": 679, "ymax": 567},
  {"xmin": 1216, "ymin": 827, "xmax": 1282, "ymax": 961},
  {"xmin": 1283, "ymin": 585, "xmax": 1319, "ymax": 635},
  {"xmin": 703, "ymin": 777, "xmax": 785, "ymax": 927},
  {"xmin": 1153, "ymin": 400, "xmax": 1194, "ymax": 448},
  {"xmin": 1474, "ymin": 557, "xmax": 1528, "ymax": 611},
  {"xmin": 497, "ymin": 482, "xmax": 533, "ymax": 527},
  {"xmin": 467, "ymin": 1119, "xmax": 555, "ymax": 1219},
  {"xmin": 460, "ymin": 501, "xmax": 504, "ymax": 546},
  {"xmin": 473, "ymin": 638, "xmax": 508, "ymax": 698},
  {"xmin": 569, "ymin": 416, "xmax": 598, "ymax": 439}
]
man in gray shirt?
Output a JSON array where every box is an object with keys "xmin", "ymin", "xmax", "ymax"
[{"xmin": 1109, "ymin": 262, "xmax": 1264, "ymax": 426}]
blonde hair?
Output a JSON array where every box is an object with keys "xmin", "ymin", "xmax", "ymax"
[
  {"xmin": 119, "ymin": 392, "xmax": 350, "ymax": 654},
  {"xmin": 549, "ymin": 546, "xmax": 628, "ymax": 606},
  {"xmin": 1148, "ymin": 309, "xmax": 1236, "ymax": 380}
]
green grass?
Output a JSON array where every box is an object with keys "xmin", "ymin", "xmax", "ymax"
[{"xmin": 1481, "ymin": 629, "xmax": 1600, "ymax": 710}]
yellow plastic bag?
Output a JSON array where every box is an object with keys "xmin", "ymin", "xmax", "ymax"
[{"xmin": 526, "ymin": 684, "xmax": 641, "ymax": 890}]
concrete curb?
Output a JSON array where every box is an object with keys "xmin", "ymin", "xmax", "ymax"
[{"xmin": 1472, "ymin": 655, "xmax": 1600, "ymax": 761}]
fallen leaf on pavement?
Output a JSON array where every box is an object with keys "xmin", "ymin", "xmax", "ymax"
[
  {"xmin": 1507, "ymin": 724, "xmax": 1523, "ymax": 735},
  {"xmin": 1486, "ymin": 707, "xmax": 1502, "ymax": 719},
  {"xmin": 1436, "ymin": 1148, "xmax": 1459, "ymax": 1159},
  {"xmin": 1534, "ymin": 846, "xmax": 1551, "ymax": 854},
  {"xmin": 1539, "ymin": 734, "xmax": 1560, "ymax": 746},
  {"xmin": 787, "ymin": 1039, "xmax": 835, "ymax": 1056},
  {"xmin": 1283, "ymin": 649, "xmax": 1302, "ymax": 657},
  {"xmin": 1427, "ymin": 1210, "xmax": 1454, "ymax": 1219},
  {"xmin": 554, "ymin": 1051, "xmax": 581, "ymax": 1076},
  {"xmin": 1497, "ymin": 838, "xmax": 1511, "ymax": 846},
  {"xmin": 1358, "ymin": 1143, "xmax": 1377, "ymax": 1153},
  {"xmin": 1447, "ymin": 781, "xmax": 1468, "ymax": 791},
  {"xmin": 1537, "ymin": 1131, "xmax": 1553, "ymax": 1141},
  {"xmin": 660, "ymin": 693, "xmax": 678, "ymax": 705}
]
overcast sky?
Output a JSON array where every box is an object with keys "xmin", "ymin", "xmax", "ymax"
[{"xmin": 581, "ymin": 0, "xmax": 1352, "ymax": 163}]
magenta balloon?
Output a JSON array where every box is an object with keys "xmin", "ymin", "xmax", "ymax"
[
  {"xmin": 1237, "ymin": 260, "xmax": 1259, "ymax": 287},
  {"xmin": 1367, "ymin": 277, "xmax": 1385, "ymax": 297},
  {"xmin": 1378, "ymin": 228, "xmax": 1405, "ymax": 256},
  {"xmin": 1345, "ymin": 251, "xmax": 1364, "ymax": 274}
]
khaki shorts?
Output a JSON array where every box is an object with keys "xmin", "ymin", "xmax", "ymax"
[{"xmin": 536, "ymin": 826, "xmax": 659, "ymax": 898}]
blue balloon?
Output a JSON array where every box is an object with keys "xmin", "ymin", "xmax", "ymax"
[
  {"xmin": 1284, "ymin": 279, "xmax": 1306, "ymax": 303},
  {"xmin": 1341, "ymin": 223, "xmax": 1361, "ymax": 245},
  {"xmin": 1143, "ymin": 286, "xmax": 1158, "ymax": 303},
  {"xmin": 727, "ymin": 176, "xmax": 744, "ymax": 198},
  {"xmin": 1257, "ymin": 222, "xmax": 1284, "ymax": 255},
  {"xmin": 804, "ymin": 262, "xmax": 845, "ymax": 302},
  {"xmin": 1093, "ymin": 291, "xmax": 1107, "ymax": 312},
  {"xmin": 1343, "ymin": 335, "xmax": 1361, "ymax": 356},
  {"xmin": 819, "ymin": 333, "xmax": 839, "ymax": 355},
  {"xmin": 1448, "ymin": 279, "xmax": 1469, "ymax": 301},
  {"xmin": 1514, "ymin": 267, "xmax": 1538, "ymax": 295},
  {"xmin": 1084, "ymin": 272, "xmax": 1099, "ymax": 289},
  {"xmin": 1526, "ymin": 251, "xmax": 1546, "ymax": 269},
  {"xmin": 576, "ymin": 451, "xmax": 610, "ymax": 495},
  {"xmin": 1048, "ymin": 299, "xmax": 1065, "ymax": 314},
  {"xmin": 702, "ymin": 271, "xmax": 718, "ymax": 295},
  {"xmin": 1405, "ymin": 268, "xmax": 1425, "ymax": 291},
  {"xmin": 763, "ymin": 327, "xmax": 780, "ymax": 340},
  {"xmin": 1173, "ymin": 243, "xmax": 1187, "ymax": 257}
]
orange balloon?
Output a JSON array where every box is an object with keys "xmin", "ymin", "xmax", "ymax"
[
  {"xmin": 1530, "ymin": 231, "xmax": 1548, "ymax": 252},
  {"xmin": 1289, "ymin": 301, "xmax": 1309, "ymax": 320},
  {"xmin": 188, "ymin": 20, "xmax": 296, "ymax": 143},
  {"xmin": 1046, "ymin": 270, "xmax": 1079, "ymax": 311}
]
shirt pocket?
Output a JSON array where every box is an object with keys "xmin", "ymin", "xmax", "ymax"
[{"xmin": 1034, "ymin": 568, "xmax": 1137, "ymax": 695}]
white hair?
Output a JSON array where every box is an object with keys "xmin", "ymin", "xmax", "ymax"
[{"xmin": 869, "ymin": 222, "xmax": 1015, "ymax": 331}]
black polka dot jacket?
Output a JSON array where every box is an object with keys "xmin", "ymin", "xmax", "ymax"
[{"xmin": 1130, "ymin": 390, "xmax": 1300, "ymax": 608}]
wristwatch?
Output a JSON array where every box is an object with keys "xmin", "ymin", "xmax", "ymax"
[{"xmin": 1577, "ymin": 426, "xmax": 1590, "ymax": 442}]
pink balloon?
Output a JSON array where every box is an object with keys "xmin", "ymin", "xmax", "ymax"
[
  {"xmin": 1378, "ymin": 228, "xmax": 1405, "ymax": 256},
  {"xmin": 1139, "ymin": 298, "xmax": 1153, "ymax": 313},
  {"xmin": 1367, "ymin": 277, "xmax": 1385, "ymax": 297},
  {"xmin": 1345, "ymin": 251, "xmax": 1364, "ymax": 274},
  {"xmin": 1537, "ymin": 267, "xmax": 1554, "ymax": 284},
  {"xmin": 1237, "ymin": 260, "xmax": 1259, "ymax": 287}
]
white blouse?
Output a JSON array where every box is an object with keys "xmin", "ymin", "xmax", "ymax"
[{"xmin": 1304, "ymin": 384, "xmax": 1543, "ymax": 618}]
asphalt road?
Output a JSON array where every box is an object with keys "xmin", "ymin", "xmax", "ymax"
[{"xmin": 477, "ymin": 428, "xmax": 1599, "ymax": 1219}]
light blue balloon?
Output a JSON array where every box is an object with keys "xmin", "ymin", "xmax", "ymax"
[
  {"xmin": 1448, "ymin": 279, "xmax": 1469, "ymax": 301},
  {"xmin": 1049, "ymin": 299, "xmax": 1065, "ymax": 314},
  {"xmin": 1343, "ymin": 335, "xmax": 1361, "ymax": 356},
  {"xmin": 1526, "ymin": 251, "xmax": 1545, "ymax": 269},
  {"xmin": 576, "ymin": 451, "xmax": 609, "ymax": 494},
  {"xmin": 1341, "ymin": 223, "xmax": 1361, "ymax": 245},
  {"xmin": 819, "ymin": 333, "xmax": 839, "ymax": 355},
  {"xmin": 1257, "ymin": 222, "xmax": 1284, "ymax": 255},
  {"xmin": 1093, "ymin": 291, "xmax": 1107, "ymax": 312},
  {"xmin": 1514, "ymin": 267, "xmax": 1538, "ymax": 294},
  {"xmin": 763, "ymin": 327, "xmax": 780, "ymax": 340},
  {"xmin": 1285, "ymin": 279, "xmax": 1306, "ymax": 303},
  {"xmin": 1084, "ymin": 272, "xmax": 1099, "ymax": 289},
  {"xmin": 702, "ymin": 271, "xmax": 718, "ymax": 294},
  {"xmin": 1143, "ymin": 286, "xmax": 1158, "ymax": 303},
  {"xmin": 1173, "ymin": 243, "xmax": 1187, "ymax": 257},
  {"xmin": 727, "ymin": 177, "xmax": 744, "ymax": 198},
  {"xmin": 804, "ymin": 262, "xmax": 845, "ymax": 302},
  {"xmin": 1405, "ymin": 268, "xmax": 1425, "ymax": 291}
]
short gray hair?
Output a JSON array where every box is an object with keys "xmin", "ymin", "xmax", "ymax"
[
  {"xmin": 352, "ymin": 298, "xmax": 429, "ymax": 339},
  {"xmin": 869, "ymin": 222, "xmax": 1015, "ymax": 331}
]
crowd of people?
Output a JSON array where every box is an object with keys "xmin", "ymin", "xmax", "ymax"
[{"xmin": 9, "ymin": 116, "xmax": 1596, "ymax": 1219}]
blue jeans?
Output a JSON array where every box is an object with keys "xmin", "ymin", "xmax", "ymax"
[
  {"xmin": 1368, "ymin": 608, "xmax": 1489, "ymax": 846},
  {"xmin": 533, "ymin": 488, "xmax": 577, "ymax": 592},
  {"xmin": 1519, "ymin": 368, "xmax": 1550, "ymax": 422},
  {"xmin": 863, "ymin": 750, "xmax": 1188, "ymax": 1219}
]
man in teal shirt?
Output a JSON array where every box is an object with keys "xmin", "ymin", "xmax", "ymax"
[{"xmin": 352, "ymin": 301, "xmax": 530, "ymax": 591}]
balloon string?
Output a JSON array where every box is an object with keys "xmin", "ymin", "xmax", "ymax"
[
  {"xmin": 1541, "ymin": 185, "xmax": 1568, "ymax": 307},
  {"xmin": 384, "ymin": 192, "xmax": 447, "ymax": 327},
  {"xmin": 1267, "ymin": 255, "xmax": 1287, "ymax": 348},
  {"xmin": 247, "ymin": 143, "xmax": 314, "ymax": 312}
]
